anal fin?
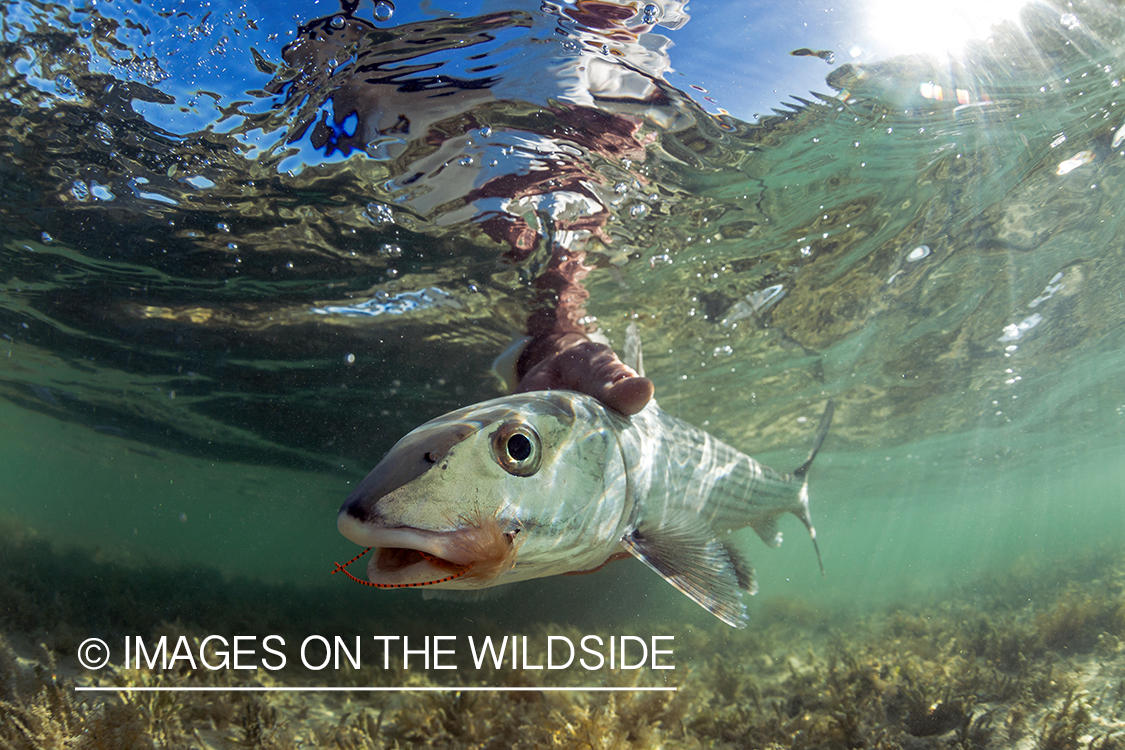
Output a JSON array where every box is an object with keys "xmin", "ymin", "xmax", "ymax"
[
  {"xmin": 749, "ymin": 516, "xmax": 783, "ymax": 548},
  {"xmin": 421, "ymin": 586, "xmax": 511, "ymax": 603},
  {"xmin": 621, "ymin": 511, "xmax": 753, "ymax": 629}
]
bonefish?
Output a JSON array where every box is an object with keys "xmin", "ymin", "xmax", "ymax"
[{"xmin": 336, "ymin": 337, "xmax": 833, "ymax": 628}]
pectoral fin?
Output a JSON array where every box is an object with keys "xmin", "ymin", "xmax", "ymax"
[{"xmin": 621, "ymin": 511, "xmax": 754, "ymax": 629}]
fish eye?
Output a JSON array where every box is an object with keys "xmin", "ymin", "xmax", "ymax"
[
  {"xmin": 491, "ymin": 422, "xmax": 541, "ymax": 477},
  {"xmin": 507, "ymin": 433, "xmax": 532, "ymax": 461}
]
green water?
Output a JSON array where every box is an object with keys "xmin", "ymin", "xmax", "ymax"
[
  {"xmin": 2, "ymin": 0, "xmax": 1125, "ymax": 746},
  {"xmin": 5, "ymin": 382, "xmax": 1121, "ymax": 622}
]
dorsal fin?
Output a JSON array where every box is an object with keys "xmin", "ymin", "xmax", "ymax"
[
  {"xmin": 623, "ymin": 322, "xmax": 645, "ymax": 378},
  {"xmin": 490, "ymin": 335, "xmax": 531, "ymax": 392}
]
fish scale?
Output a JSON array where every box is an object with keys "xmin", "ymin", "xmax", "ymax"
[{"xmin": 622, "ymin": 405, "xmax": 808, "ymax": 542}]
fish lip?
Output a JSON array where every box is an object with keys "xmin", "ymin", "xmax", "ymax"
[{"xmin": 337, "ymin": 512, "xmax": 474, "ymax": 584}]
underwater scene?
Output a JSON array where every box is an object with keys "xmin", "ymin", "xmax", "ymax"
[{"xmin": 2, "ymin": 0, "xmax": 1125, "ymax": 746}]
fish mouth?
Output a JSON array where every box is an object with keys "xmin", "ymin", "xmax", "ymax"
[
  {"xmin": 370, "ymin": 547, "xmax": 466, "ymax": 583},
  {"xmin": 337, "ymin": 513, "xmax": 473, "ymax": 586}
]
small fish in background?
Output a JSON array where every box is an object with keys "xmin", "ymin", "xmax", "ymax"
[
  {"xmin": 790, "ymin": 47, "xmax": 836, "ymax": 65},
  {"xmin": 335, "ymin": 325, "xmax": 833, "ymax": 628}
]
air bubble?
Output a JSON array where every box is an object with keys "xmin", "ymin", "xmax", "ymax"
[
  {"xmin": 329, "ymin": 15, "xmax": 346, "ymax": 29},
  {"xmin": 380, "ymin": 243, "xmax": 403, "ymax": 258},
  {"xmin": 55, "ymin": 75, "xmax": 77, "ymax": 95},
  {"xmin": 458, "ymin": 155, "xmax": 474, "ymax": 166},
  {"xmin": 373, "ymin": 1, "xmax": 394, "ymax": 21},
  {"xmin": 478, "ymin": 125, "xmax": 492, "ymax": 138},
  {"xmin": 365, "ymin": 202, "xmax": 395, "ymax": 225}
]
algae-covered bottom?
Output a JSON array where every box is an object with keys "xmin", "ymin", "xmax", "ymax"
[{"xmin": 2, "ymin": 521, "xmax": 1123, "ymax": 749}]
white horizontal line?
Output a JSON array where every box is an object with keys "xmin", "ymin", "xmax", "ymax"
[{"xmin": 75, "ymin": 686, "xmax": 676, "ymax": 693}]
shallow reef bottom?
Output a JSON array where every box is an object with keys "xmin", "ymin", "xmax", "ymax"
[{"xmin": 1, "ymin": 521, "xmax": 1124, "ymax": 749}]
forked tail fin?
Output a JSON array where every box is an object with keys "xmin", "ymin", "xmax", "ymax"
[{"xmin": 792, "ymin": 400, "xmax": 835, "ymax": 577}]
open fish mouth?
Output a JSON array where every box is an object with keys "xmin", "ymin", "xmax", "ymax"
[
  {"xmin": 373, "ymin": 547, "xmax": 465, "ymax": 572},
  {"xmin": 336, "ymin": 508, "xmax": 519, "ymax": 587},
  {"xmin": 337, "ymin": 515, "xmax": 474, "ymax": 585},
  {"xmin": 370, "ymin": 545, "xmax": 468, "ymax": 584}
]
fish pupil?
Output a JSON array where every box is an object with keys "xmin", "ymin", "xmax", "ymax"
[{"xmin": 507, "ymin": 433, "xmax": 532, "ymax": 461}]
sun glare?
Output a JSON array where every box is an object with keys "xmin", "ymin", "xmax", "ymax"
[{"xmin": 866, "ymin": 0, "xmax": 1028, "ymax": 57}]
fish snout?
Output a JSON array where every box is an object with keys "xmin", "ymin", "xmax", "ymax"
[
  {"xmin": 340, "ymin": 421, "xmax": 478, "ymax": 514},
  {"xmin": 339, "ymin": 493, "xmax": 378, "ymax": 530},
  {"xmin": 338, "ymin": 477, "xmax": 392, "ymax": 528},
  {"xmin": 337, "ymin": 504, "xmax": 386, "ymax": 547},
  {"xmin": 338, "ymin": 506, "xmax": 367, "ymax": 545}
]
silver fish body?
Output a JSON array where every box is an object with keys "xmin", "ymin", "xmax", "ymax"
[{"xmin": 338, "ymin": 390, "xmax": 832, "ymax": 627}]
